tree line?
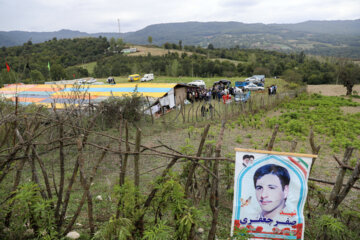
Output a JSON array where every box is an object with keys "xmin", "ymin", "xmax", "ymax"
[{"xmin": 0, "ymin": 37, "xmax": 109, "ymax": 84}]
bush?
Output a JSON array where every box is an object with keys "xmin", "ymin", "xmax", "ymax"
[{"xmin": 98, "ymin": 91, "xmax": 144, "ymax": 127}]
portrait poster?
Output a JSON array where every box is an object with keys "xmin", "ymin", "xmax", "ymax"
[{"xmin": 231, "ymin": 148, "xmax": 316, "ymax": 240}]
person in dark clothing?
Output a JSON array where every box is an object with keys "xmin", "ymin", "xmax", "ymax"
[
  {"xmin": 217, "ymin": 90, "xmax": 222, "ymax": 102},
  {"xmin": 209, "ymin": 103, "xmax": 213, "ymax": 117},
  {"xmin": 201, "ymin": 105, "xmax": 206, "ymax": 117}
]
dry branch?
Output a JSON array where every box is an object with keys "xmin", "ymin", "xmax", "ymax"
[
  {"xmin": 309, "ymin": 127, "xmax": 321, "ymax": 173},
  {"xmin": 208, "ymin": 120, "xmax": 226, "ymax": 240},
  {"xmin": 185, "ymin": 124, "xmax": 211, "ymax": 198},
  {"xmin": 54, "ymin": 117, "xmax": 65, "ymax": 225},
  {"xmin": 308, "ymin": 177, "xmax": 360, "ymax": 190},
  {"xmin": 133, "ymin": 126, "xmax": 142, "ymax": 223},
  {"xmin": 290, "ymin": 140, "xmax": 298, "ymax": 152},
  {"xmin": 332, "ymin": 159, "xmax": 360, "ymax": 212},
  {"xmin": 267, "ymin": 124, "xmax": 279, "ymax": 151},
  {"xmin": 116, "ymin": 121, "xmax": 130, "ymax": 219},
  {"xmin": 329, "ymin": 147, "xmax": 354, "ymax": 206},
  {"xmin": 63, "ymin": 139, "xmax": 110, "ymax": 236},
  {"xmin": 85, "ymin": 141, "xmax": 233, "ymax": 162},
  {"xmin": 333, "ymin": 156, "xmax": 354, "ymax": 170}
]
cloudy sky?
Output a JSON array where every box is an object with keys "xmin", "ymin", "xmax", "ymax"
[{"xmin": 1, "ymin": 0, "xmax": 359, "ymax": 33}]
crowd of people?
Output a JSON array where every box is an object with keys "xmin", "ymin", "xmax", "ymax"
[
  {"xmin": 186, "ymin": 83, "xmax": 277, "ymax": 104},
  {"xmin": 268, "ymin": 85, "xmax": 277, "ymax": 95},
  {"xmin": 186, "ymin": 84, "xmax": 242, "ymax": 103},
  {"xmin": 107, "ymin": 77, "xmax": 116, "ymax": 84}
]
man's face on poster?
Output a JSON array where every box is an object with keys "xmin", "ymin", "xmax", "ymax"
[
  {"xmin": 255, "ymin": 174, "xmax": 289, "ymax": 215},
  {"xmin": 243, "ymin": 157, "xmax": 250, "ymax": 165},
  {"xmin": 249, "ymin": 156, "xmax": 254, "ymax": 165}
]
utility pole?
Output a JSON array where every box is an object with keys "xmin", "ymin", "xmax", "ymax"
[
  {"xmin": 117, "ymin": 18, "xmax": 121, "ymax": 36},
  {"xmin": 192, "ymin": 61, "xmax": 194, "ymax": 77}
]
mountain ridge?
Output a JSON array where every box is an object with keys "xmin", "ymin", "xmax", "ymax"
[{"xmin": 1, "ymin": 20, "xmax": 360, "ymax": 58}]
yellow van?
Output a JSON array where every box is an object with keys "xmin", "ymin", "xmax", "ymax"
[{"xmin": 128, "ymin": 74, "xmax": 140, "ymax": 82}]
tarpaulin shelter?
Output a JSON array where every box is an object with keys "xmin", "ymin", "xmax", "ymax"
[{"xmin": 0, "ymin": 83, "xmax": 179, "ymax": 109}]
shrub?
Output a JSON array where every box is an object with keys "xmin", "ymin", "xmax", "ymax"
[
  {"xmin": 98, "ymin": 91, "xmax": 144, "ymax": 127},
  {"xmin": 3, "ymin": 183, "xmax": 58, "ymax": 239},
  {"xmin": 235, "ymin": 136, "xmax": 243, "ymax": 144}
]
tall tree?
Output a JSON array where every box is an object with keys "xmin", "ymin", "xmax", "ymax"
[
  {"xmin": 30, "ymin": 70, "xmax": 44, "ymax": 83},
  {"xmin": 147, "ymin": 36, "xmax": 152, "ymax": 45},
  {"xmin": 109, "ymin": 37, "xmax": 116, "ymax": 52},
  {"xmin": 339, "ymin": 63, "xmax": 360, "ymax": 95},
  {"xmin": 117, "ymin": 38, "xmax": 125, "ymax": 50},
  {"xmin": 282, "ymin": 69, "xmax": 303, "ymax": 84},
  {"xmin": 50, "ymin": 64, "xmax": 67, "ymax": 80}
]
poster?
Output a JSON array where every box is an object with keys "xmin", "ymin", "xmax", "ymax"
[{"xmin": 231, "ymin": 148, "xmax": 316, "ymax": 239}]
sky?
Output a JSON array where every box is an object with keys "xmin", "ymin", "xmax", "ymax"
[{"xmin": 1, "ymin": 0, "xmax": 359, "ymax": 33}]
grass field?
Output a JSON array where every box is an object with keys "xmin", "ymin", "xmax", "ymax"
[
  {"xmin": 76, "ymin": 44, "xmax": 243, "ymax": 76},
  {"xmin": 126, "ymin": 45, "xmax": 194, "ymax": 57},
  {"xmin": 77, "ymin": 62, "xmax": 97, "ymax": 75},
  {"xmin": 307, "ymin": 84, "xmax": 360, "ymax": 96}
]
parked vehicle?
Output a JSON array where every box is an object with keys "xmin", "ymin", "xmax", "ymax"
[
  {"xmin": 77, "ymin": 78, "xmax": 97, "ymax": 84},
  {"xmin": 235, "ymin": 81, "xmax": 249, "ymax": 88},
  {"xmin": 244, "ymin": 83, "xmax": 264, "ymax": 91},
  {"xmin": 213, "ymin": 79, "xmax": 231, "ymax": 88},
  {"xmin": 235, "ymin": 91, "xmax": 251, "ymax": 102},
  {"xmin": 141, "ymin": 73, "xmax": 154, "ymax": 82},
  {"xmin": 245, "ymin": 75, "xmax": 265, "ymax": 83},
  {"xmin": 87, "ymin": 78, "xmax": 97, "ymax": 84},
  {"xmin": 128, "ymin": 74, "xmax": 140, "ymax": 82},
  {"xmin": 188, "ymin": 80, "xmax": 206, "ymax": 88},
  {"xmin": 253, "ymin": 75, "xmax": 265, "ymax": 82}
]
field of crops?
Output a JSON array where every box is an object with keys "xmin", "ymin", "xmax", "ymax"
[{"xmin": 0, "ymin": 83, "xmax": 359, "ymax": 239}]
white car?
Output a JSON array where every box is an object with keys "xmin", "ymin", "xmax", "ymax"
[
  {"xmin": 244, "ymin": 83, "xmax": 264, "ymax": 91},
  {"xmin": 77, "ymin": 79, "xmax": 86, "ymax": 84},
  {"xmin": 77, "ymin": 78, "xmax": 96, "ymax": 84},
  {"xmin": 86, "ymin": 78, "xmax": 97, "ymax": 84},
  {"xmin": 141, "ymin": 73, "xmax": 154, "ymax": 82},
  {"xmin": 188, "ymin": 80, "xmax": 206, "ymax": 88},
  {"xmin": 245, "ymin": 77, "xmax": 263, "ymax": 84},
  {"xmin": 245, "ymin": 77, "xmax": 257, "ymax": 82}
]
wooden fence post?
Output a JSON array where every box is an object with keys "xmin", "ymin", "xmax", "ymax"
[
  {"xmin": 208, "ymin": 120, "xmax": 226, "ymax": 240},
  {"xmin": 267, "ymin": 124, "xmax": 279, "ymax": 151},
  {"xmin": 185, "ymin": 124, "xmax": 211, "ymax": 198}
]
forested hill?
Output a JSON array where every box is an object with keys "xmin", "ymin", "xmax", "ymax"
[
  {"xmin": 1, "ymin": 20, "xmax": 360, "ymax": 58},
  {"xmin": 272, "ymin": 19, "xmax": 360, "ymax": 35},
  {"xmin": 0, "ymin": 29, "xmax": 124, "ymax": 47},
  {"xmin": 127, "ymin": 21, "xmax": 360, "ymax": 58}
]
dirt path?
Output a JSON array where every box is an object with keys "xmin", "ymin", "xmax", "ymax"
[
  {"xmin": 128, "ymin": 45, "xmax": 192, "ymax": 56},
  {"xmin": 307, "ymin": 84, "xmax": 360, "ymax": 96}
]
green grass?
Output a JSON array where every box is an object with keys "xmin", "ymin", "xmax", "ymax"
[{"xmin": 77, "ymin": 62, "xmax": 97, "ymax": 75}]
